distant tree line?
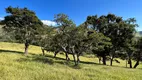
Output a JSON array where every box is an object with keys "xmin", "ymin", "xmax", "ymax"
[{"xmin": 0, "ymin": 6, "xmax": 142, "ymax": 68}]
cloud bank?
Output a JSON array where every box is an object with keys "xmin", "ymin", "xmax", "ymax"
[
  {"xmin": 41, "ymin": 20, "xmax": 56, "ymax": 26},
  {"xmin": 0, "ymin": 17, "xmax": 4, "ymax": 20}
]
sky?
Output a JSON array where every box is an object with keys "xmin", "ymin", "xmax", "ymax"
[{"xmin": 0, "ymin": 0, "xmax": 142, "ymax": 31}]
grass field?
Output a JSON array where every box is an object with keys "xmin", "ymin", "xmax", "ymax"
[{"xmin": 0, "ymin": 42, "xmax": 142, "ymax": 80}]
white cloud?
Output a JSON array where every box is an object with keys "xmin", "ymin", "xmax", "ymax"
[
  {"xmin": 0, "ymin": 17, "xmax": 4, "ymax": 20},
  {"xmin": 0, "ymin": 18, "xmax": 56, "ymax": 26},
  {"xmin": 41, "ymin": 20, "xmax": 56, "ymax": 26}
]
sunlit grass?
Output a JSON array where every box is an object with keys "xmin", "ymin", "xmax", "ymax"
[{"xmin": 0, "ymin": 42, "xmax": 142, "ymax": 80}]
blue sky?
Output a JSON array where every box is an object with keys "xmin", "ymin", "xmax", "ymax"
[{"xmin": 0, "ymin": 0, "xmax": 142, "ymax": 31}]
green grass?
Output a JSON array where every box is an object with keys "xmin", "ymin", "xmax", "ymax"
[{"xmin": 0, "ymin": 42, "xmax": 142, "ymax": 80}]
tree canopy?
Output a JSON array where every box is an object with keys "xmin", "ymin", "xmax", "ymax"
[{"xmin": 1, "ymin": 6, "xmax": 43, "ymax": 54}]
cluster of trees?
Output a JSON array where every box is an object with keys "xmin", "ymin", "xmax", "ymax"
[{"xmin": 0, "ymin": 6, "xmax": 142, "ymax": 68}]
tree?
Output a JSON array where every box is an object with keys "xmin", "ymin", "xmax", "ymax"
[
  {"xmin": 69, "ymin": 25, "xmax": 111, "ymax": 65},
  {"xmin": 86, "ymin": 14, "xmax": 137, "ymax": 66},
  {"xmin": 122, "ymin": 18, "xmax": 138, "ymax": 68},
  {"xmin": 52, "ymin": 13, "xmax": 76, "ymax": 60},
  {"xmin": 2, "ymin": 6, "xmax": 43, "ymax": 55},
  {"xmin": 91, "ymin": 32, "xmax": 111, "ymax": 65}
]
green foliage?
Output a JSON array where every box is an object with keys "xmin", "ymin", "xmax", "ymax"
[
  {"xmin": 86, "ymin": 13, "xmax": 137, "ymax": 66},
  {"xmin": 2, "ymin": 6, "xmax": 43, "ymax": 43}
]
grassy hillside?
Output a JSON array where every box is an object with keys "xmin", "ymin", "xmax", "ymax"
[
  {"xmin": 135, "ymin": 31, "xmax": 142, "ymax": 38},
  {"xmin": 0, "ymin": 42, "xmax": 142, "ymax": 80}
]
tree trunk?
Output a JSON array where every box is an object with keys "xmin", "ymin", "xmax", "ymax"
[
  {"xmin": 102, "ymin": 55, "xmax": 106, "ymax": 65},
  {"xmin": 133, "ymin": 60, "xmax": 139, "ymax": 68},
  {"xmin": 77, "ymin": 54, "xmax": 80, "ymax": 65},
  {"xmin": 126, "ymin": 59, "xmax": 127, "ymax": 68},
  {"xmin": 61, "ymin": 46, "xmax": 70, "ymax": 61},
  {"xmin": 24, "ymin": 41, "xmax": 29, "ymax": 55},
  {"xmin": 72, "ymin": 54, "xmax": 77, "ymax": 65},
  {"xmin": 134, "ymin": 54, "xmax": 140, "ymax": 68},
  {"xmin": 128, "ymin": 58, "xmax": 132, "ymax": 68},
  {"xmin": 54, "ymin": 51, "xmax": 58, "ymax": 58},
  {"xmin": 110, "ymin": 56, "xmax": 114, "ymax": 66},
  {"xmin": 98, "ymin": 57, "xmax": 101, "ymax": 64},
  {"xmin": 65, "ymin": 53, "xmax": 70, "ymax": 61},
  {"xmin": 41, "ymin": 47, "xmax": 45, "ymax": 56}
]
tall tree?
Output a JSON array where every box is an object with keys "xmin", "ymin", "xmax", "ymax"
[
  {"xmin": 122, "ymin": 18, "xmax": 138, "ymax": 68},
  {"xmin": 86, "ymin": 14, "xmax": 137, "ymax": 66},
  {"xmin": 2, "ymin": 6, "xmax": 43, "ymax": 54},
  {"xmin": 52, "ymin": 13, "xmax": 76, "ymax": 60}
]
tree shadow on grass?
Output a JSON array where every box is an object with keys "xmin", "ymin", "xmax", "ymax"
[
  {"xmin": 45, "ymin": 55, "xmax": 67, "ymax": 61},
  {"xmin": 0, "ymin": 49, "xmax": 38, "ymax": 56},
  {"xmin": 16, "ymin": 53, "xmax": 102, "ymax": 69},
  {"xmin": 44, "ymin": 54, "xmax": 100, "ymax": 65},
  {"xmin": 17, "ymin": 55, "xmax": 55, "ymax": 65},
  {"xmin": 79, "ymin": 60, "xmax": 100, "ymax": 65},
  {"xmin": 0, "ymin": 49, "xmax": 24, "ymax": 54},
  {"xmin": 0, "ymin": 49, "xmax": 104, "ymax": 68}
]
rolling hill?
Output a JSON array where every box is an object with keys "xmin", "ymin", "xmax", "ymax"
[{"xmin": 0, "ymin": 42, "xmax": 142, "ymax": 80}]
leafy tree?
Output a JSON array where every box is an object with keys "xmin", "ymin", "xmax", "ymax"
[
  {"xmin": 86, "ymin": 14, "xmax": 137, "ymax": 66},
  {"xmin": 79, "ymin": 23, "xmax": 112, "ymax": 65},
  {"xmin": 2, "ymin": 6, "xmax": 43, "ymax": 54},
  {"xmin": 121, "ymin": 18, "xmax": 138, "ymax": 68},
  {"xmin": 51, "ymin": 13, "xmax": 76, "ymax": 60}
]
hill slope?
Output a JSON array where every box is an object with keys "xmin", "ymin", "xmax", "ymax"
[
  {"xmin": 136, "ymin": 31, "xmax": 142, "ymax": 37},
  {"xmin": 0, "ymin": 42, "xmax": 142, "ymax": 80}
]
